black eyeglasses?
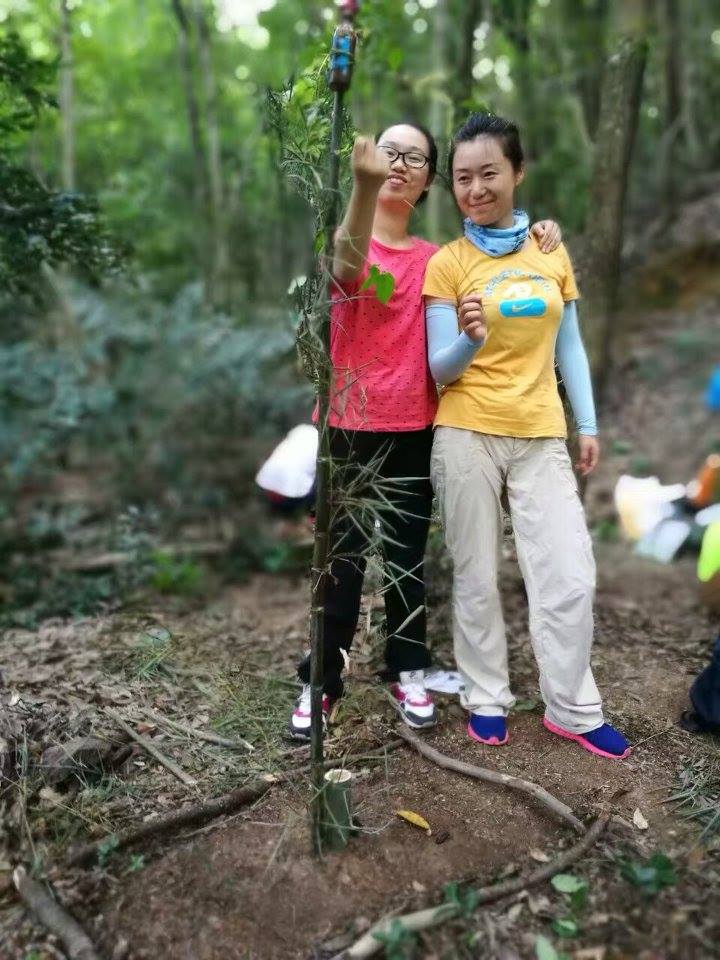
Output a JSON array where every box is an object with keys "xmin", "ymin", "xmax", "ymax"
[{"xmin": 377, "ymin": 145, "xmax": 430, "ymax": 169}]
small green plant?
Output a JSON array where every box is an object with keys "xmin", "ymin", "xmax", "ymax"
[
  {"xmin": 534, "ymin": 935, "xmax": 570, "ymax": 960},
  {"xmin": 442, "ymin": 880, "xmax": 480, "ymax": 918},
  {"xmin": 592, "ymin": 519, "xmax": 619, "ymax": 543},
  {"xmin": 97, "ymin": 833, "xmax": 120, "ymax": 867},
  {"xmin": 373, "ymin": 919, "xmax": 418, "ymax": 960},
  {"xmin": 549, "ymin": 873, "xmax": 587, "ymax": 939},
  {"xmin": 149, "ymin": 550, "xmax": 202, "ymax": 595},
  {"xmin": 619, "ymin": 852, "xmax": 676, "ymax": 895},
  {"xmin": 126, "ymin": 853, "xmax": 145, "ymax": 873}
]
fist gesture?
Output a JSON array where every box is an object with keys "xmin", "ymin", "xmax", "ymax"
[
  {"xmin": 351, "ymin": 135, "xmax": 391, "ymax": 187},
  {"xmin": 458, "ymin": 294, "xmax": 487, "ymax": 344}
]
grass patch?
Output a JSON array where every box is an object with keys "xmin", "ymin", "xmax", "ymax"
[{"xmin": 668, "ymin": 754, "xmax": 720, "ymax": 837}]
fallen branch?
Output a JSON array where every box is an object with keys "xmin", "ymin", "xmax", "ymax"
[
  {"xmin": 397, "ymin": 726, "xmax": 586, "ymax": 835},
  {"xmin": 55, "ymin": 540, "xmax": 228, "ymax": 572},
  {"xmin": 143, "ymin": 708, "xmax": 254, "ymax": 753},
  {"xmin": 105, "ymin": 708, "xmax": 197, "ymax": 788},
  {"xmin": 13, "ymin": 866, "xmax": 99, "ymax": 960},
  {"xmin": 343, "ymin": 813, "xmax": 611, "ymax": 959},
  {"xmin": 67, "ymin": 738, "xmax": 403, "ymax": 868}
]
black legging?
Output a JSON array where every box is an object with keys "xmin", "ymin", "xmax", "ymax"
[{"xmin": 298, "ymin": 426, "xmax": 433, "ymax": 699}]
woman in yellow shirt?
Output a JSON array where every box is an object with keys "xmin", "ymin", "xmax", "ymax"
[{"xmin": 423, "ymin": 112, "xmax": 629, "ymax": 759}]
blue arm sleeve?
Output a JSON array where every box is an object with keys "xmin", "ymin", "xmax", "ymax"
[
  {"xmin": 426, "ymin": 302, "xmax": 484, "ymax": 385},
  {"xmin": 555, "ymin": 300, "xmax": 597, "ymax": 435}
]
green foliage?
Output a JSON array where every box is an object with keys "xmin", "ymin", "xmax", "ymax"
[
  {"xmin": 619, "ymin": 852, "xmax": 677, "ymax": 896},
  {"xmin": 126, "ymin": 853, "xmax": 146, "ymax": 873},
  {"xmin": 96, "ymin": 832, "xmax": 120, "ymax": 866},
  {"xmin": 150, "ymin": 551, "xmax": 203, "ymax": 595},
  {"xmin": 372, "ymin": 919, "xmax": 418, "ymax": 960},
  {"xmin": 534, "ymin": 935, "xmax": 569, "ymax": 960},
  {"xmin": 360, "ymin": 264, "xmax": 396, "ymax": 305},
  {"xmin": 0, "ymin": 28, "xmax": 121, "ymax": 298},
  {"xmin": 442, "ymin": 881, "xmax": 480, "ymax": 919},
  {"xmin": 549, "ymin": 872, "xmax": 587, "ymax": 939}
]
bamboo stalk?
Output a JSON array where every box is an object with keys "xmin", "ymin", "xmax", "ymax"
[{"xmin": 309, "ymin": 4, "xmax": 357, "ymax": 856}]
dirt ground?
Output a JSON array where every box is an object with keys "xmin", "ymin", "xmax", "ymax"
[{"xmin": 2, "ymin": 296, "xmax": 720, "ymax": 959}]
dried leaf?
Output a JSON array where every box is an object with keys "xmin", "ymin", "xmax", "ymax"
[
  {"xmin": 633, "ymin": 807, "xmax": 649, "ymax": 830},
  {"xmin": 396, "ymin": 809, "xmax": 432, "ymax": 835},
  {"xmin": 529, "ymin": 848, "xmax": 550, "ymax": 863},
  {"xmin": 506, "ymin": 902, "xmax": 524, "ymax": 922}
]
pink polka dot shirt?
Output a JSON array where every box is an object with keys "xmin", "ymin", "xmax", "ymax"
[{"xmin": 327, "ymin": 236, "xmax": 439, "ymax": 432}]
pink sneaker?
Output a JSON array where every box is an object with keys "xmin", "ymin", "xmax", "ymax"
[
  {"xmin": 390, "ymin": 670, "xmax": 437, "ymax": 730},
  {"xmin": 289, "ymin": 684, "xmax": 330, "ymax": 740}
]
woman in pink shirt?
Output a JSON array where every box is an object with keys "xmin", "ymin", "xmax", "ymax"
[{"xmin": 290, "ymin": 121, "xmax": 559, "ymax": 738}]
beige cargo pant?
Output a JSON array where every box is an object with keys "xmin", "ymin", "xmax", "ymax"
[{"xmin": 431, "ymin": 426, "xmax": 604, "ymax": 734}]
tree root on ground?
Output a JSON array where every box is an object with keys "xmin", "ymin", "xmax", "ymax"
[
  {"xmin": 397, "ymin": 726, "xmax": 586, "ymax": 834},
  {"xmin": 13, "ymin": 866, "xmax": 99, "ymax": 960},
  {"xmin": 341, "ymin": 813, "xmax": 611, "ymax": 959}
]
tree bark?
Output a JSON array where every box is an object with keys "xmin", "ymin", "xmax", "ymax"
[
  {"xmin": 575, "ymin": 4, "xmax": 648, "ymax": 400},
  {"xmin": 170, "ymin": 0, "xmax": 212, "ymax": 298},
  {"xmin": 660, "ymin": 0, "xmax": 682, "ymax": 225},
  {"xmin": 58, "ymin": 0, "xmax": 75, "ymax": 191},
  {"xmin": 426, "ymin": 0, "xmax": 450, "ymax": 241},
  {"xmin": 192, "ymin": 0, "xmax": 229, "ymax": 303},
  {"xmin": 455, "ymin": 0, "xmax": 482, "ymax": 122}
]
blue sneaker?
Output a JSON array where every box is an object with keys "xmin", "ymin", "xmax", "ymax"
[
  {"xmin": 467, "ymin": 714, "xmax": 508, "ymax": 746},
  {"xmin": 543, "ymin": 718, "xmax": 631, "ymax": 759}
]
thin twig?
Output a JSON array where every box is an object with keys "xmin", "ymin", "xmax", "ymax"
[
  {"xmin": 631, "ymin": 724, "xmax": 676, "ymax": 748},
  {"xmin": 342, "ymin": 813, "xmax": 611, "ymax": 959},
  {"xmin": 13, "ymin": 866, "xmax": 99, "ymax": 960},
  {"xmin": 104, "ymin": 707, "xmax": 197, "ymax": 788},
  {"xmin": 397, "ymin": 726, "xmax": 586, "ymax": 835},
  {"xmin": 143, "ymin": 707, "xmax": 254, "ymax": 753}
]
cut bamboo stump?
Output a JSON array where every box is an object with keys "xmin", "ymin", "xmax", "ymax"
[{"xmin": 322, "ymin": 768, "xmax": 353, "ymax": 851}]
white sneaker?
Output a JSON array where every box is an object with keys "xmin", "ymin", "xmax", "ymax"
[
  {"xmin": 390, "ymin": 670, "xmax": 437, "ymax": 729},
  {"xmin": 289, "ymin": 684, "xmax": 331, "ymax": 740}
]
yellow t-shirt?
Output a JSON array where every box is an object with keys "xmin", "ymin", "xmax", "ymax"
[{"xmin": 422, "ymin": 236, "xmax": 579, "ymax": 438}]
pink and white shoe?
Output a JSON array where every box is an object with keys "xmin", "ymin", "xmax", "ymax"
[
  {"xmin": 390, "ymin": 670, "xmax": 437, "ymax": 730},
  {"xmin": 289, "ymin": 684, "xmax": 331, "ymax": 740}
]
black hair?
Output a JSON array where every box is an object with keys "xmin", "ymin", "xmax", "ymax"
[
  {"xmin": 447, "ymin": 112, "xmax": 524, "ymax": 181},
  {"xmin": 375, "ymin": 119, "xmax": 438, "ymax": 205}
]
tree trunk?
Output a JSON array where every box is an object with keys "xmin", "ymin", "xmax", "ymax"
[
  {"xmin": 426, "ymin": 0, "xmax": 449, "ymax": 241},
  {"xmin": 192, "ymin": 0, "xmax": 229, "ymax": 304},
  {"xmin": 455, "ymin": 0, "xmax": 482, "ymax": 122},
  {"xmin": 169, "ymin": 0, "xmax": 212, "ymax": 297},
  {"xmin": 659, "ymin": 0, "xmax": 682, "ymax": 225},
  {"xmin": 575, "ymin": 4, "xmax": 648, "ymax": 401},
  {"xmin": 59, "ymin": 0, "xmax": 75, "ymax": 191}
]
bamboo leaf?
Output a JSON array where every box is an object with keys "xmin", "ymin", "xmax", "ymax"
[{"xmin": 396, "ymin": 809, "xmax": 432, "ymax": 834}]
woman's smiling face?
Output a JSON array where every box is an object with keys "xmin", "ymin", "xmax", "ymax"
[
  {"xmin": 376, "ymin": 124, "xmax": 434, "ymax": 209},
  {"xmin": 452, "ymin": 135, "xmax": 524, "ymax": 227}
]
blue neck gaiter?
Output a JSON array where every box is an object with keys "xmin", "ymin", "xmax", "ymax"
[{"xmin": 463, "ymin": 209, "xmax": 530, "ymax": 257}]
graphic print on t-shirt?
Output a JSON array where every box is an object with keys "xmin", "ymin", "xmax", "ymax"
[{"xmin": 485, "ymin": 269, "xmax": 551, "ymax": 320}]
